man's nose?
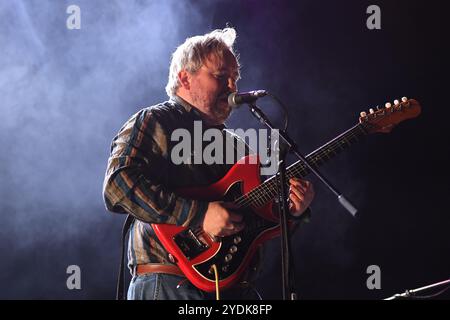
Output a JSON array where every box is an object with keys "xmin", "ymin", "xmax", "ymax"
[{"xmin": 227, "ymin": 77, "xmax": 237, "ymax": 92}]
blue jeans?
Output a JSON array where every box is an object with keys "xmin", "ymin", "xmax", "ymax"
[
  {"xmin": 127, "ymin": 273, "xmax": 261, "ymax": 300},
  {"xmin": 127, "ymin": 273, "xmax": 205, "ymax": 300}
]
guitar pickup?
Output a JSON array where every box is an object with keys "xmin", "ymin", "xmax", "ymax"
[{"xmin": 173, "ymin": 228, "xmax": 210, "ymax": 260}]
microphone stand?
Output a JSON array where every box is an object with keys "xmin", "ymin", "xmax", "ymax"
[
  {"xmin": 275, "ymin": 140, "xmax": 297, "ymax": 300},
  {"xmin": 247, "ymin": 103, "xmax": 358, "ymax": 215},
  {"xmin": 247, "ymin": 102, "xmax": 358, "ymax": 300}
]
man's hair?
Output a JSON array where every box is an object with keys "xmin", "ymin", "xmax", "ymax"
[{"xmin": 165, "ymin": 27, "xmax": 240, "ymax": 98}]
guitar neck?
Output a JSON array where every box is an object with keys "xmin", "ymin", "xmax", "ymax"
[{"xmin": 243, "ymin": 122, "xmax": 368, "ymax": 207}]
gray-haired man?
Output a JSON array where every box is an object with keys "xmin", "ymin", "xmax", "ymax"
[{"xmin": 103, "ymin": 28, "xmax": 314, "ymax": 300}]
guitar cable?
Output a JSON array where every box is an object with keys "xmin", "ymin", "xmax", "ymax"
[
  {"xmin": 211, "ymin": 264, "xmax": 220, "ymax": 300},
  {"xmin": 175, "ymin": 265, "xmax": 220, "ymax": 300}
]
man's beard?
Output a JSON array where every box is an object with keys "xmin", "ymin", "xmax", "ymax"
[
  {"xmin": 212, "ymin": 99, "xmax": 232, "ymax": 124},
  {"xmin": 191, "ymin": 92, "xmax": 232, "ymax": 125}
]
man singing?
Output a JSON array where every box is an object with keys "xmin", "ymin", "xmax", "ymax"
[{"xmin": 103, "ymin": 27, "xmax": 314, "ymax": 300}]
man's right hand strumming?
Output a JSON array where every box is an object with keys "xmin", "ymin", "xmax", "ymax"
[{"xmin": 202, "ymin": 201, "xmax": 245, "ymax": 238}]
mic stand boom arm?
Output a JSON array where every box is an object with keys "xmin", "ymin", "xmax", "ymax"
[{"xmin": 248, "ymin": 103, "xmax": 358, "ymax": 216}]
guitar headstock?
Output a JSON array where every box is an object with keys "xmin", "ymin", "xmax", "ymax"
[{"xmin": 359, "ymin": 97, "xmax": 421, "ymax": 133}]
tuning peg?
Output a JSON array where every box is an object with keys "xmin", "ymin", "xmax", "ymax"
[
  {"xmin": 385, "ymin": 102, "xmax": 392, "ymax": 108},
  {"xmin": 401, "ymin": 97, "xmax": 408, "ymax": 102},
  {"xmin": 394, "ymin": 99, "xmax": 400, "ymax": 105},
  {"xmin": 360, "ymin": 111, "xmax": 367, "ymax": 117},
  {"xmin": 369, "ymin": 108, "xmax": 375, "ymax": 114}
]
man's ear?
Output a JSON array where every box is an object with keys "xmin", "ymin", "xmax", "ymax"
[{"xmin": 177, "ymin": 70, "xmax": 191, "ymax": 90}]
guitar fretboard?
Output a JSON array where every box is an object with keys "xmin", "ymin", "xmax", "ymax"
[{"xmin": 238, "ymin": 123, "xmax": 368, "ymax": 208}]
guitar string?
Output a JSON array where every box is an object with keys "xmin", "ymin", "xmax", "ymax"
[{"xmin": 233, "ymin": 124, "xmax": 367, "ymax": 208}]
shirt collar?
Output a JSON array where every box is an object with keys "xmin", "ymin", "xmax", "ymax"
[{"xmin": 171, "ymin": 95, "xmax": 193, "ymax": 113}]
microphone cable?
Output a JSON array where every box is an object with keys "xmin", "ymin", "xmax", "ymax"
[{"xmin": 265, "ymin": 92, "xmax": 289, "ymax": 132}]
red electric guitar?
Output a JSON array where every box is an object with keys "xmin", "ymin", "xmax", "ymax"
[{"xmin": 153, "ymin": 97, "xmax": 421, "ymax": 292}]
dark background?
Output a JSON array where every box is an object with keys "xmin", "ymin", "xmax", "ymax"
[{"xmin": 0, "ymin": 0, "xmax": 448, "ymax": 299}]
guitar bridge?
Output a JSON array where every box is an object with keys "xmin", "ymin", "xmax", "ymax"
[{"xmin": 173, "ymin": 228, "xmax": 209, "ymax": 260}]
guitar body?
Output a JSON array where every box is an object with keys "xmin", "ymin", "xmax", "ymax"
[{"xmin": 152, "ymin": 155, "xmax": 282, "ymax": 292}]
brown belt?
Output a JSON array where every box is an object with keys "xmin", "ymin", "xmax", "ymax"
[{"xmin": 135, "ymin": 264, "xmax": 185, "ymax": 277}]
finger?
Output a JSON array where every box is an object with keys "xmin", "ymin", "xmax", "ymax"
[
  {"xmin": 289, "ymin": 194, "xmax": 301, "ymax": 212},
  {"xmin": 224, "ymin": 223, "xmax": 235, "ymax": 231},
  {"xmin": 224, "ymin": 219, "xmax": 245, "ymax": 231},
  {"xmin": 289, "ymin": 180, "xmax": 306, "ymax": 192},
  {"xmin": 290, "ymin": 186, "xmax": 306, "ymax": 197},
  {"xmin": 290, "ymin": 192, "xmax": 304, "ymax": 204},
  {"xmin": 220, "ymin": 222, "xmax": 244, "ymax": 236},
  {"xmin": 289, "ymin": 180, "xmax": 308, "ymax": 192},
  {"xmin": 290, "ymin": 179, "xmax": 311, "ymax": 188},
  {"xmin": 290, "ymin": 186, "xmax": 305, "ymax": 200}
]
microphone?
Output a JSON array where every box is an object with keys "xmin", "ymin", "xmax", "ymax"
[{"xmin": 228, "ymin": 90, "xmax": 268, "ymax": 108}]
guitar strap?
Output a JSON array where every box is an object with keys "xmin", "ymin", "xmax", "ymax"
[{"xmin": 116, "ymin": 214, "xmax": 135, "ymax": 300}]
